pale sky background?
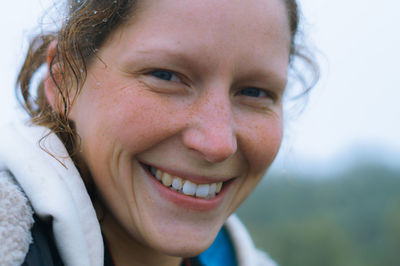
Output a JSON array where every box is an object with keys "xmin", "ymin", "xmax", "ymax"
[{"xmin": 1, "ymin": 0, "xmax": 399, "ymax": 175}]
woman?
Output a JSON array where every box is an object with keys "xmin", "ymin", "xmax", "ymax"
[{"xmin": 0, "ymin": 0, "xmax": 317, "ymax": 265}]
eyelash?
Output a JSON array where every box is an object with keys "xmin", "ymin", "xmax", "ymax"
[
  {"xmin": 237, "ymin": 87, "xmax": 273, "ymax": 99},
  {"xmin": 149, "ymin": 69, "xmax": 181, "ymax": 82}
]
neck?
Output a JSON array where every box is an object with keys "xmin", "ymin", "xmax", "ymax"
[{"xmin": 101, "ymin": 211, "xmax": 183, "ymax": 266}]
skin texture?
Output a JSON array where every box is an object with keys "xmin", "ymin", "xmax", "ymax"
[{"xmin": 46, "ymin": 0, "xmax": 291, "ymax": 265}]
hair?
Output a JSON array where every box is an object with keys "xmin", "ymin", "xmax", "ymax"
[{"xmin": 16, "ymin": 0, "xmax": 319, "ymax": 156}]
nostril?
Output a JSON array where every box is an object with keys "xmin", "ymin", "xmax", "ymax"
[
  {"xmin": 203, "ymin": 144, "xmax": 236, "ymax": 163},
  {"xmin": 181, "ymin": 127, "xmax": 237, "ymax": 163}
]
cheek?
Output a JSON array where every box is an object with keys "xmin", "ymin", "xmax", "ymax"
[
  {"xmin": 225, "ymin": 112, "xmax": 282, "ymax": 213},
  {"xmin": 114, "ymin": 100, "xmax": 187, "ymax": 155},
  {"xmin": 237, "ymin": 113, "xmax": 283, "ymax": 174},
  {"xmin": 80, "ymin": 84, "xmax": 188, "ymax": 158}
]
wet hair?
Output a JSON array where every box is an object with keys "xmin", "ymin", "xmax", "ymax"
[{"xmin": 16, "ymin": 0, "xmax": 318, "ymax": 155}]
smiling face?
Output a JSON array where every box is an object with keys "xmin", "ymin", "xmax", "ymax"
[{"xmin": 67, "ymin": 0, "xmax": 290, "ymax": 261}]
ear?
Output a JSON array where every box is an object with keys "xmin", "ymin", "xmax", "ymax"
[{"xmin": 44, "ymin": 40, "xmax": 63, "ymax": 112}]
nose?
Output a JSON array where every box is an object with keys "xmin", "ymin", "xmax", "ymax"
[{"xmin": 182, "ymin": 91, "xmax": 237, "ymax": 163}]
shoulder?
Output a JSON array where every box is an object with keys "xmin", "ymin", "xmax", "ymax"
[
  {"xmin": 22, "ymin": 215, "xmax": 64, "ymax": 266},
  {"xmin": 0, "ymin": 170, "xmax": 34, "ymax": 265},
  {"xmin": 0, "ymin": 117, "xmax": 103, "ymax": 265},
  {"xmin": 225, "ymin": 215, "xmax": 278, "ymax": 266}
]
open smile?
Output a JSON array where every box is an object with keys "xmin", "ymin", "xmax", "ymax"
[
  {"xmin": 140, "ymin": 162, "xmax": 234, "ymax": 210},
  {"xmin": 149, "ymin": 165, "xmax": 223, "ymax": 199}
]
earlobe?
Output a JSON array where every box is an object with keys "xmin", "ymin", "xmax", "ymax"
[{"xmin": 44, "ymin": 40, "xmax": 62, "ymax": 112}]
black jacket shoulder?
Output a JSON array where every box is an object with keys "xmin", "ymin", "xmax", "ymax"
[{"xmin": 22, "ymin": 215, "xmax": 64, "ymax": 266}]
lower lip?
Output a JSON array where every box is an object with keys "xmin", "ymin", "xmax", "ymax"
[{"xmin": 141, "ymin": 164, "xmax": 231, "ymax": 212}]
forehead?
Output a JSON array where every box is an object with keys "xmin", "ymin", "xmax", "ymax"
[
  {"xmin": 103, "ymin": 0, "xmax": 291, "ymax": 81},
  {"xmin": 131, "ymin": 0, "xmax": 290, "ymax": 45}
]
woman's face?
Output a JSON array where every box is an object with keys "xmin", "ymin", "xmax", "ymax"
[{"xmin": 69, "ymin": 0, "xmax": 290, "ymax": 257}]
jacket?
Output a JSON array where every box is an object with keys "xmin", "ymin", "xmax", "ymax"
[{"xmin": 0, "ymin": 111, "xmax": 277, "ymax": 266}]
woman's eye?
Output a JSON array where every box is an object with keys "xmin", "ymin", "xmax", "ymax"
[
  {"xmin": 150, "ymin": 70, "xmax": 180, "ymax": 82},
  {"xmin": 239, "ymin": 87, "xmax": 268, "ymax": 98}
]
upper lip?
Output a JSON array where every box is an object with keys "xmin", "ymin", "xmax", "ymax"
[{"xmin": 140, "ymin": 160, "xmax": 235, "ymax": 185}]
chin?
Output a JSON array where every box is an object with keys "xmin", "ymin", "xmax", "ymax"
[
  {"xmin": 152, "ymin": 233, "xmax": 217, "ymax": 258},
  {"xmin": 138, "ymin": 216, "xmax": 225, "ymax": 258}
]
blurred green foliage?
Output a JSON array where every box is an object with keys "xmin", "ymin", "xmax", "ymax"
[{"xmin": 237, "ymin": 162, "xmax": 400, "ymax": 266}]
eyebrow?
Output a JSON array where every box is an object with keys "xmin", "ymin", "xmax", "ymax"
[
  {"xmin": 130, "ymin": 47, "xmax": 288, "ymax": 90},
  {"xmin": 134, "ymin": 47, "xmax": 204, "ymax": 70}
]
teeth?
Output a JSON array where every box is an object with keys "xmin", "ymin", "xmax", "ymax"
[
  {"xmin": 161, "ymin": 172, "xmax": 173, "ymax": 186},
  {"xmin": 182, "ymin": 180, "xmax": 197, "ymax": 196},
  {"xmin": 172, "ymin": 177, "xmax": 183, "ymax": 190},
  {"xmin": 209, "ymin": 183, "xmax": 217, "ymax": 195},
  {"xmin": 148, "ymin": 166, "xmax": 225, "ymax": 199},
  {"xmin": 196, "ymin": 184, "xmax": 210, "ymax": 198},
  {"xmin": 216, "ymin": 182, "xmax": 222, "ymax": 193},
  {"xmin": 155, "ymin": 169, "xmax": 163, "ymax": 181}
]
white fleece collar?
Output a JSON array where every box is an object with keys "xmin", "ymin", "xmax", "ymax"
[
  {"xmin": 0, "ymin": 115, "xmax": 103, "ymax": 266},
  {"xmin": 0, "ymin": 171, "xmax": 34, "ymax": 265}
]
